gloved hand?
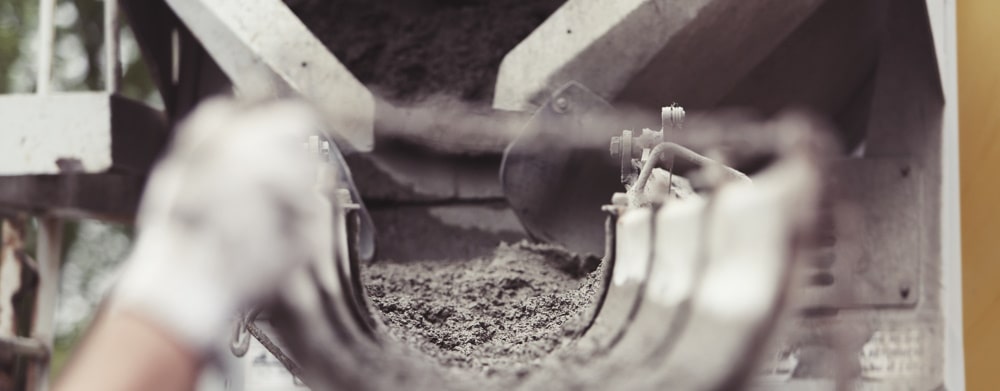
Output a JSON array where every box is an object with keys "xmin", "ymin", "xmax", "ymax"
[{"xmin": 110, "ymin": 98, "xmax": 329, "ymax": 355}]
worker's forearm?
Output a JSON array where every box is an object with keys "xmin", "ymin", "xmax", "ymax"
[
  {"xmin": 53, "ymin": 99, "xmax": 324, "ymax": 391},
  {"xmin": 53, "ymin": 312, "xmax": 201, "ymax": 391}
]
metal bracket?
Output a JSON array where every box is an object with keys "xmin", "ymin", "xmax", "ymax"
[
  {"xmin": 500, "ymin": 82, "xmax": 621, "ymax": 256},
  {"xmin": 798, "ymin": 158, "xmax": 922, "ymax": 308}
]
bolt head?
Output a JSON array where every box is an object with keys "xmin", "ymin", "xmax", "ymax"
[{"xmin": 553, "ymin": 97, "xmax": 569, "ymax": 113}]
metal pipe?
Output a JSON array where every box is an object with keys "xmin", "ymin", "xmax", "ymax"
[
  {"xmin": 104, "ymin": 0, "xmax": 121, "ymax": 92},
  {"xmin": 246, "ymin": 320, "xmax": 305, "ymax": 381},
  {"xmin": 36, "ymin": 0, "xmax": 56, "ymax": 94},
  {"xmin": 633, "ymin": 142, "xmax": 750, "ymax": 193},
  {"xmin": 373, "ymin": 99, "xmax": 528, "ymax": 156}
]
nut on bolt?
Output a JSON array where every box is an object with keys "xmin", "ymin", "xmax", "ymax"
[
  {"xmin": 553, "ymin": 96, "xmax": 570, "ymax": 113},
  {"xmin": 661, "ymin": 105, "xmax": 685, "ymax": 130},
  {"xmin": 610, "ymin": 136, "xmax": 622, "ymax": 158}
]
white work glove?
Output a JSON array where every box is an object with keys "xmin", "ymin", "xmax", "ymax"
[{"xmin": 110, "ymin": 98, "xmax": 329, "ymax": 355}]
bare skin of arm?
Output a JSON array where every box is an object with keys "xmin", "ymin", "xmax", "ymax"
[{"xmin": 53, "ymin": 312, "xmax": 201, "ymax": 391}]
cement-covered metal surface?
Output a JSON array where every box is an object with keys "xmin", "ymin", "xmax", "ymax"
[
  {"xmin": 0, "ymin": 0, "xmax": 964, "ymax": 388},
  {"xmin": 796, "ymin": 159, "xmax": 923, "ymax": 309},
  {"xmin": 755, "ymin": 1, "xmax": 957, "ymax": 388},
  {"xmin": 261, "ymin": 0, "xmax": 959, "ymax": 388},
  {"xmin": 162, "ymin": 0, "xmax": 376, "ymax": 152},
  {"xmin": 0, "ymin": 93, "xmax": 166, "ymax": 176},
  {"xmin": 500, "ymin": 83, "xmax": 622, "ymax": 257}
]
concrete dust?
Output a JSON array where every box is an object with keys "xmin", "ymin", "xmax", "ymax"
[{"xmin": 362, "ymin": 240, "xmax": 601, "ymax": 376}]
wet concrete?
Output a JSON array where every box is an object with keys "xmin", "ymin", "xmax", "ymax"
[
  {"xmin": 285, "ymin": 0, "xmax": 567, "ymax": 104},
  {"xmin": 361, "ymin": 240, "xmax": 601, "ymax": 379},
  {"xmin": 367, "ymin": 203, "xmax": 526, "ymax": 262}
]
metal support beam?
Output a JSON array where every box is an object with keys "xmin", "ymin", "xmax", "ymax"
[
  {"xmin": 104, "ymin": 0, "xmax": 121, "ymax": 93},
  {"xmin": 0, "ymin": 336, "xmax": 47, "ymax": 359},
  {"xmin": 162, "ymin": 0, "xmax": 375, "ymax": 152},
  {"xmin": 494, "ymin": 0, "xmax": 824, "ymax": 111},
  {"xmin": 36, "ymin": 0, "xmax": 55, "ymax": 94},
  {"xmin": 0, "ymin": 173, "xmax": 144, "ymax": 222},
  {"xmin": 494, "ymin": 0, "xmax": 882, "ymax": 122},
  {"xmin": 0, "ymin": 93, "xmax": 167, "ymax": 176}
]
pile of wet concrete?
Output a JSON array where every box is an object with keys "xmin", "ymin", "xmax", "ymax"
[{"xmin": 361, "ymin": 241, "xmax": 602, "ymax": 378}]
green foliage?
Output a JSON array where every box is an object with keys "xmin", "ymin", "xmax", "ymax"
[
  {"xmin": 0, "ymin": 0, "xmax": 157, "ymax": 100},
  {"xmin": 0, "ymin": 0, "xmax": 37, "ymax": 92},
  {"xmin": 50, "ymin": 317, "xmax": 87, "ymax": 379}
]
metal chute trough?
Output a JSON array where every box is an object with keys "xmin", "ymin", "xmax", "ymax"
[{"xmin": 0, "ymin": 0, "xmax": 963, "ymax": 390}]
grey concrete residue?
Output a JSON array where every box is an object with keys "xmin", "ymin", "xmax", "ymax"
[
  {"xmin": 368, "ymin": 203, "xmax": 526, "ymax": 262},
  {"xmin": 362, "ymin": 240, "xmax": 601, "ymax": 379}
]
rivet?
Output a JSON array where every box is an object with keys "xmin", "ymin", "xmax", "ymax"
[{"xmin": 553, "ymin": 97, "xmax": 569, "ymax": 113}]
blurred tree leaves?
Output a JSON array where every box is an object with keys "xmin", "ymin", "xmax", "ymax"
[
  {"xmin": 0, "ymin": 0, "xmax": 36, "ymax": 92},
  {"xmin": 1, "ymin": 0, "xmax": 158, "ymax": 103}
]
